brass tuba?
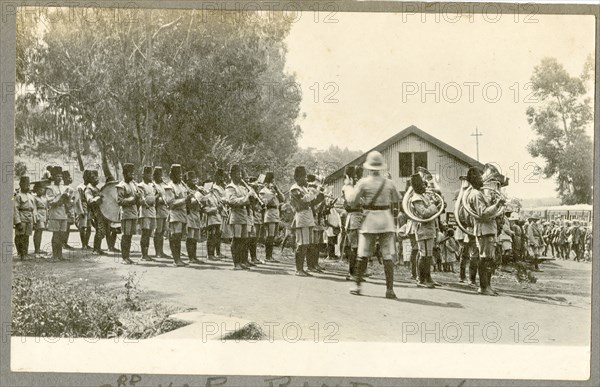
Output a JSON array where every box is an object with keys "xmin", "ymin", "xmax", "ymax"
[
  {"xmin": 457, "ymin": 163, "xmax": 509, "ymax": 226},
  {"xmin": 402, "ymin": 167, "xmax": 445, "ymax": 223}
]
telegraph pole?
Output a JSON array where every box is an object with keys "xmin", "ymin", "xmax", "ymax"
[{"xmin": 471, "ymin": 127, "xmax": 482, "ymax": 161}]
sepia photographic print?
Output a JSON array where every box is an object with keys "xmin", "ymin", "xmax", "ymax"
[{"xmin": 1, "ymin": 1, "xmax": 598, "ymax": 386}]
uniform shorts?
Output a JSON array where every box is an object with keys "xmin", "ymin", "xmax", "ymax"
[
  {"xmin": 295, "ymin": 226, "xmax": 314, "ymax": 246},
  {"xmin": 15, "ymin": 222, "xmax": 33, "ymax": 236},
  {"xmin": 187, "ymin": 227, "xmax": 201, "ymax": 240},
  {"xmin": 35, "ymin": 220, "xmax": 47, "ymax": 231},
  {"xmin": 121, "ymin": 218, "xmax": 138, "ymax": 235},
  {"xmin": 139, "ymin": 217, "xmax": 156, "ymax": 231},
  {"xmin": 77, "ymin": 213, "xmax": 91, "ymax": 228},
  {"xmin": 265, "ymin": 222, "xmax": 279, "ymax": 237},
  {"xmin": 231, "ymin": 224, "xmax": 248, "ymax": 239},
  {"xmin": 476, "ymin": 235, "xmax": 496, "ymax": 259},
  {"xmin": 47, "ymin": 219, "xmax": 68, "ymax": 232},
  {"xmin": 358, "ymin": 232, "xmax": 396, "ymax": 260},
  {"xmin": 169, "ymin": 221, "xmax": 186, "ymax": 235},
  {"xmin": 155, "ymin": 218, "xmax": 167, "ymax": 234},
  {"xmin": 417, "ymin": 238, "xmax": 435, "ymax": 257}
]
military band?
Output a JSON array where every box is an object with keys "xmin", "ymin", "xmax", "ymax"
[{"xmin": 16, "ymin": 149, "xmax": 582, "ymax": 302}]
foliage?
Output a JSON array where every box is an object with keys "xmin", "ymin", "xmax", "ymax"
[
  {"xmin": 17, "ymin": 8, "xmax": 301, "ymax": 178},
  {"xmin": 526, "ymin": 56, "xmax": 594, "ymax": 204},
  {"xmin": 221, "ymin": 322, "xmax": 267, "ymax": 341},
  {"xmin": 11, "ymin": 266, "xmax": 188, "ymax": 339},
  {"xmin": 14, "ymin": 161, "xmax": 28, "ymax": 178}
]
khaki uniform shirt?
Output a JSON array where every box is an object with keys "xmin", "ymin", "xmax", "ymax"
[
  {"xmin": 14, "ymin": 192, "xmax": 36, "ymax": 225},
  {"xmin": 154, "ymin": 181, "xmax": 170, "ymax": 219},
  {"xmin": 46, "ymin": 184, "xmax": 68, "ymax": 220},
  {"xmin": 117, "ymin": 180, "xmax": 139, "ymax": 220},
  {"xmin": 137, "ymin": 181, "xmax": 157, "ymax": 219},
  {"xmin": 168, "ymin": 182, "xmax": 188, "ymax": 224},
  {"xmin": 466, "ymin": 188, "xmax": 499, "ymax": 237},
  {"xmin": 225, "ymin": 182, "xmax": 249, "ymax": 225},
  {"xmin": 347, "ymin": 176, "xmax": 400, "ymax": 234}
]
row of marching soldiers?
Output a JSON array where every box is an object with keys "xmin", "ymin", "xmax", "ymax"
[{"xmin": 13, "ymin": 163, "xmax": 289, "ymax": 268}]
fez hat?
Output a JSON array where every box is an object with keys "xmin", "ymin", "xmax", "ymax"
[
  {"xmin": 410, "ymin": 173, "xmax": 426, "ymax": 195},
  {"xmin": 62, "ymin": 170, "xmax": 71, "ymax": 180},
  {"xmin": 307, "ymin": 174, "xmax": 316, "ymax": 183},
  {"xmin": 153, "ymin": 166, "xmax": 163, "ymax": 178},
  {"xmin": 170, "ymin": 164, "xmax": 182, "ymax": 177},
  {"xmin": 363, "ymin": 151, "xmax": 387, "ymax": 170},
  {"xmin": 51, "ymin": 166, "xmax": 63, "ymax": 177},
  {"xmin": 143, "ymin": 165, "xmax": 153, "ymax": 175},
  {"xmin": 32, "ymin": 180, "xmax": 48, "ymax": 190},
  {"xmin": 229, "ymin": 164, "xmax": 241, "ymax": 176},
  {"xmin": 122, "ymin": 163, "xmax": 135, "ymax": 175},
  {"xmin": 466, "ymin": 167, "xmax": 482, "ymax": 185},
  {"xmin": 214, "ymin": 168, "xmax": 225, "ymax": 179},
  {"xmin": 294, "ymin": 166, "xmax": 306, "ymax": 181},
  {"xmin": 19, "ymin": 175, "xmax": 30, "ymax": 185},
  {"xmin": 355, "ymin": 165, "xmax": 363, "ymax": 179},
  {"xmin": 185, "ymin": 171, "xmax": 196, "ymax": 181},
  {"xmin": 344, "ymin": 165, "xmax": 356, "ymax": 179},
  {"xmin": 264, "ymin": 171, "xmax": 275, "ymax": 184}
]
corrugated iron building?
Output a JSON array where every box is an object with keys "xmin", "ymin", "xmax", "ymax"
[{"xmin": 324, "ymin": 125, "xmax": 484, "ymax": 213}]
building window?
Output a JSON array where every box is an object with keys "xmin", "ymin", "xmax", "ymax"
[{"xmin": 399, "ymin": 152, "xmax": 428, "ymax": 177}]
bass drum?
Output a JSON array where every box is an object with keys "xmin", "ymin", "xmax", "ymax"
[{"xmin": 99, "ymin": 181, "xmax": 120, "ymax": 223}]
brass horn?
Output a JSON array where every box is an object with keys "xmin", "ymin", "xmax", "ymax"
[
  {"xmin": 402, "ymin": 167, "xmax": 445, "ymax": 223},
  {"xmin": 458, "ymin": 163, "xmax": 509, "ymax": 223},
  {"xmin": 454, "ymin": 177, "xmax": 475, "ymax": 236}
]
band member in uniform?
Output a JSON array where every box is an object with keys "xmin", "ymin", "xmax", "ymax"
[
  {"xmin": 116, "ymin": 163, "xmax": 140, "ymax": 265},
  {"xmin": 184, "ymin": 170, "xmax": 204, "ymax": 264},
  {"xmin": 46, "ymin": 166, "xmax": 69, "ymax": 261},
  {"xmin": 341, "ymin": 166, "xmax": 365, "ymax": 280},
  {"xmin": 347, "ymin": 151, "xmax": 400, "ymax": 299},
  {"xmin": 260, "ymin": 171, "xmax": 284, "ymax": 263},
  {"xmin": 306, "ymin": 174, "xmax": 327, "ymax": 273},
  {"xmin": 137, "ymin": 166, "xmax": 157, "ymax": 262},
  {"xmin": 33, "ymin": 180, "xmax": 49, "ymax": 256},
  {"xmin": 203, "ymin": 178, "xmax": 224, "ymax": 261},
  {"xmin": 14, "ymin": 176, "xmax": 37, "ymax": 260},
  {"xmin": 76, "ymin": 170, "xmax": 92, "ymax": 250},
  {"xmin": 527, "ymin": 216, "xmax": 544, "ymax": 270},
  {"xmin": 167, "ymin": 164, "xmax": 189, "ymax": 267},
  {"xmin": 226, "ymin": 164, "xmax": 254, "ymax": 270},
  {"xmin": 85, "ymin": 170, "xmax": 109, "ymax": 255},
  {"xmin": 289, "ymin": 166, "xmax": 324, "ymax": 276},
  {"xmin": 213, "ymin": 168, "xmax": 228, "ymax": 258},
  {"xmin": 152, "ymin": 167, "xmax": 170, "ymax": 258},
  {"xmin": 465, "ymin": 166, "xmax": 506, "ymax": 296},
  {"xmin": 246, "ymin": 177, "xmax": 263, "ymax": 266},
  {"xmin": 61, "ymin": 170, "xmax": 76, "ymax": 250}
]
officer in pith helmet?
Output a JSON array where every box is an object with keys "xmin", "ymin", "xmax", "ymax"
[{"xmin": 346, "ymin": 151, "xmax": 400, "ymax": 299}]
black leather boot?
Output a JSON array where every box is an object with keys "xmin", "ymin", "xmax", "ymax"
[{"xmin": 383, "ymin": 260, "xmax": 397, "ymax": 299}]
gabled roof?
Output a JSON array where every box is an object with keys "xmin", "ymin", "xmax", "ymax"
[{"xmin": 324, "ymin": 125, "xmax": 484, "ymax": 183}]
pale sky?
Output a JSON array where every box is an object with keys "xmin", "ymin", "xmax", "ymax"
[{"xmin": 284, "ymin": 13, "xmax": 595, "ymax": 199}]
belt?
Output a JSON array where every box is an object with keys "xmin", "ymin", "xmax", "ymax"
[
  {"xmin": 363, "ymin": 205, "xmax": 390, "ymax": 211},
  {"xmin": 346, "ymin": 208, "xmax": 362, "ymax": 213},
  {"xmin": 20, "ymin": 208, "xmax": 34, "ymax": 212},
  {"xmin": 267, "ymin": 205, "xmax": 278, "ymax": 209}
]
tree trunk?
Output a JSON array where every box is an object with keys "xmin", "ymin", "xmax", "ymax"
[
  {"xmin": 76, "ymin": 146, "xmax": 84, "ymax": 171},
  {"xmin": 99, "ymin": 139, "xmax": 113, "ymax": 181}
]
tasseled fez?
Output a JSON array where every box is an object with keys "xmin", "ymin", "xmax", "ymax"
[
  {"xmin": 344, "ymin": 166, "xmax": 355, "ymax": 179},
  {"xmin": 466, "ymin": 166, "xmax": 482, "ymax": 186},
  {"xmin": 122, "ymin": 163, "xmax": 135, "ymax": 175},
  {"xmin": 410, "ymin": 173, "xmax": 426, "ymax": 195},
  {"xmin": 170, "ymin": 164, "xmax": 182, "ymax": 178},
  {"xmin": 264, "ymin": 171, "xmax": 275, "ymax": 184},
  {"xmin": 153, "ymin": 166, "xmax": 163, "ymax": 179},
  {"xmin": 143, "ymin": 165, "xmax": 153, "ymax": 176},
  {"xmin": 354, "ymin": 165, "xmax": 363, "ymax": 179},
  {"xmin": 51, "ymin": 166, "xmax": 63, "ymax": 177},
  {"xmin": 294, "ymin": 166, "xmax": 306, "ymax": 181}
]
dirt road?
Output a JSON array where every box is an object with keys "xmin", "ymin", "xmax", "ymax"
[{"xmin": 14, "ymin": 231, "xmax": 592, "ymax": 345}]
